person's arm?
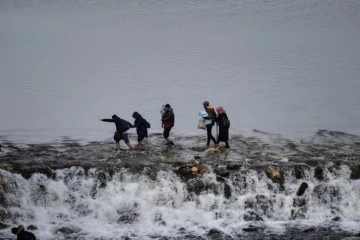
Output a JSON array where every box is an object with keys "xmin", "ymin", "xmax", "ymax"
[
  {"xmin": 162, "ymin": 111, "xmax": 172, "ymax": 122},
  {"xmin": 124, "ymin": 120, "xmax": 133, "ymax": 128},
  {"xmin": 100, "ymin": 119, "xmax": 114, "ymax": 122}
]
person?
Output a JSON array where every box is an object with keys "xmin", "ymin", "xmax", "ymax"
[
  {"xmin": 215, "ymin": 106, "xmax": 230, "ymax": 148},
  {"xmin": 160, "ymin": 105, "xmax": 166, "ymax": 128},
  {"xmin": 161, "ymin": 104, "xmax": 175, "ymax": 146},
  {"xmin": 131, "ymin": 111, "xmax": 149, "ymax": 148},
  {"xmin": 202, "ymin": 101, "xmax": 217, "ymax": 147},
  {"xmin": 11, "ymin": 225, "xmax": 36, "ymax": 240},
  {"xmin": 100, "ymin": 114, "xmax": 134, "ymax": 151}
]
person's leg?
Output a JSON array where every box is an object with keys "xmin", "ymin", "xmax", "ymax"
[
  {"xmin": 114, "ymin": 131, "xmax": 121, "ymax": 151},
  {"xmin": 225, "ymin": 141, "xmax": 230, "ymax": 148},
  {"xmin": 163, "ymin": 128, "xmax": 174, "ymax": 145},
  {"xmin": 122, "ymin": 132, "xmax": 134, "ymax": 150},
  {"xmin": 137, "ymin": 135, "xmax": 145, "ymax": 148},
  {"xmin": 206, "ymin": 124, "xmax": 216, "ymax": 146}
]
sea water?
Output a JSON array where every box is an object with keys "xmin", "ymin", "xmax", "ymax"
[{"xmin": 0, "ymin": 0, "xmax": 360, "ymax": 143}]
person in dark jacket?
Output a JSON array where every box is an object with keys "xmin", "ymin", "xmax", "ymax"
[
  {"xmin": 161, "ymin": 104, "xmax": 175, "ymax": 146},
  {"xmin": 131, "ymin": 111, "xmax": 149, "ymax": 148},
  {"xmin": 203, "ymin": 101, "xmax": 217, "ymax": 147},
  {"xmin": 11, "ymin": 225, "xmax": 36, "ymax": 240},
  {"xmin": 100, "ymin": 114, "xmax": 134, "ymax": 151},
  {"xmin": 215, "ymin": 106, "xmax": 230, "ymax": 148}
]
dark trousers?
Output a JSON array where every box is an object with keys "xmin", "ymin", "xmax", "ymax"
[{"xmin": 206, "ymin": 124, "xmax": 216, "ymax": 146}]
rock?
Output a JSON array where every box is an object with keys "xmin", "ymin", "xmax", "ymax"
[
  {"xmin": 27, "ymin": 225, "xmax": 37, "ymax": 230},
  {"xmin": 243, "ymin": 212, "xmax": 263, "ymax": 221},
  {"xmin": 191, "ymin": 161, "xmax": 210, "ymax": 175},
  {"xmin": 296, "ymin": 182, "xmax": 308, "ymax": 196},
  {"xmin": 350, "ymin": 164, "xmax": 360, "ymax": 180},
  {"xmin": 291, "ymin": 209, "xmax": 306, "ymax": 220},
  {"xmin": 116, "ymin": 209, "xmax": 139, "ymax": 224},
  {"xmin": 214, "ymin": 166, "xmax": 230, "ymax": 178},
  {"xmin": 0, "ymin": 222, "xmax": 9, "ymax": 229},
  {"xmin": 55, "ymin": 226, "xmax": 81, "ymax": 235},
  {"xmin": 207, "ymin": 228, "xmax": 231, "ymax": 240},
  {"xmin": 226, "ymin": 162, "xmax": 240, "ymax": 171},
  {"xmin": 314, "ymin": 166, "xmax": 324, "ymax": 181},
  {"xmin": 266, "ymin": 166, "xmax": 284, "ymax": 185},
  {"xmin": 303, "ymin": 227, "xmax": 317, "ymax": 233},
  {"xmin": 224, "ymin": 183, "xmax": 231, "ymax": 199},
  {"xmin": 293, "ymin": 198, "xmax": 307, "ymax": 208},
  {"xmin": 243, "ymin": 225, "xmax": 258, "ymax": 232}
]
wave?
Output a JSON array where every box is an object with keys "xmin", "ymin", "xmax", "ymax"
[{"xmin": 1, "ymin": 130, "xmax": 360, "ymax": 239}]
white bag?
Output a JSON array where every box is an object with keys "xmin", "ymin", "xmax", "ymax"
[{"xmin": 197, "ymin": 118, "xmax": 206, "ymax": 130}]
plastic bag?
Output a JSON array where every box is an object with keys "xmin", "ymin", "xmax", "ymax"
[{"xmin": 197, "ymin": 118, "xmax": 206, "ymax": 130}]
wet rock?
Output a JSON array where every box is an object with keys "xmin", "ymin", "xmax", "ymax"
[
  {"xmin": 243, "ymin": 211, "xmax": 263, "ymax": 221},
  {"xmin": 291, "ymin": 209, "xmax": 306, "ymax": 220},
  {"xmin": 293, "ymin": 165, "xmax": 310, "ymax": 179},
  {"xmin": 191, "ymin": 161, "xmax": 210, "ymax": 175},
  {"xmin": 266, "ymin": 166, "xmax": 284, "ymax": 185},
  {"xmin": 0, "ymin": 222, "xmax": 9, "ymax": 229},
  {"xmin": 27, "ymin": 225, "xmax": 37, "ymax": 230},
  {"xmin": 55, "ymin": 225, "xmax": 81, "ymax": 235},
  {"xmin": 207, "ymin": 228, "xmax": 232, "ymax": 240},
  {"xmin": 224, "ymin": 183, "xmax": 231, "ymax": 199},
  {"xmin": 186, "ymin": 178, "xmax": 219, "ymax": 195},
  {"xmin": 303, "ymin": 227, "xmax": 317, "ymax": 233},
  {"xmin": 214, "ymin": 166, "xmax": 230, "ymax": 178},
  {"xmin": 313, "ymin": 185, "xmax": 341, "ymax": 203},
  {"xmin": 350, "ymin": 164, "xmax": 360, "ymax": 180},
  {"xmin": 243, "ymin": 225, "xmax": 258, "ymax": 232},
  {"xmin": 314, "ymin": 166, "xmax": 324, "ymax": 181},
  {"xmin": 177, "ymin": 165, "xmax": 192, "ymax": 175},
  {"xmin": 226, "ymin": 162, "xmax": 240, "ymax": 171},
  {"xmin": 116, "ymin": 209, "xmax": 139, "ymax": 224},
  {"xmin": 296, "ymin": 182, "xmax": 309, "ymax": 196}
]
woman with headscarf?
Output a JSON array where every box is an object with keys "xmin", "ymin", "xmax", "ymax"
[{"xmin": 215, "ymin": 106, "xmax": 230, "ymax": 148}]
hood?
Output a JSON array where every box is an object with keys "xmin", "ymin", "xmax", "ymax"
[
  {"xmin": 132, "ymin": 111, "xmax": 142, "ymax": 119},
  {"xmin": 199, "ymin": 110, "xmax": 208, "ymax": 117}
]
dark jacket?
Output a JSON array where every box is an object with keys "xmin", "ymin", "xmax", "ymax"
[
  {"xmin": 216, "ymin": 112, "xmax": 229, "ymax": 141},
  {"xmin": 161, "ymin": 108, "xmax": 175, "ymax": 128},
  {"xmin": 132, "ymin": 112, "xmax": 148, "ymax": 138},
  {"xmin": 101, "ymin": 115, "xmax": 132, "ymax": 134}
]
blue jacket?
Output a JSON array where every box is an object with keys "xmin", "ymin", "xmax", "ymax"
[{"xmin": 199, "ymin": 110, "xmax": 212, "ymax": 125}]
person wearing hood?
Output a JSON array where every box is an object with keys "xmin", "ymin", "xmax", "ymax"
[
  {"xmin": 11, "ymin": 225, "xmax": 36, "ymax": 240},
  {"xmin": 131, "ymin": 111, "xmax": 149, "ymax": 148},
  {"xmin": 202, "ymin": 101, "xmax": 217, "ymax": 146},
  {"xmin": 161, "ymin": 104, "xmax": 175, "ymax": 146},
  {"xmin": 215, "ymin": 106, "xmax": 230, "ymax": 148},
  {"xmin": 100, "ymin": 114, "xmax": 134, "ymax": 151}
]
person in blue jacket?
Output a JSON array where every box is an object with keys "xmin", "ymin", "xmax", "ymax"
[
  {"xmin": 199, "ymin": 110, "xmax": 217, "ymax": 147},
  {"xmin": 131, "ymin": 111, "xmax": 149, "ymax": 148},
  {"xmin": 100, "ymin": 114, "xmax": 134, "ymax": 151}
]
